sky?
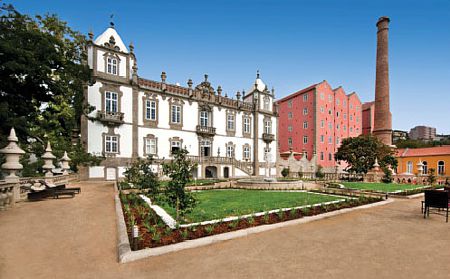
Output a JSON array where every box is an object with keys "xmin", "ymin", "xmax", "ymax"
[{"xmin": 13, "ymin": 0, "xmax": 450, "ymax": 134}]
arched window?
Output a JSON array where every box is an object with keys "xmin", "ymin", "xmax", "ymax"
[
  {"xmin": 422, "ymin": 161, "xmax": 428, "ymax": 175},
  {"xmin": 438, "ymin": 161, "xmax": 445, "ymax": 175},
  {"xmin": 407, "ymin": 161, "xmax": 413, "ymax": 174}
]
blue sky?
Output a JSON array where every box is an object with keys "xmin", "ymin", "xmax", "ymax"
[{"xmin": 14, "ymin": 0, "xmax": 450, "ymax": 134}]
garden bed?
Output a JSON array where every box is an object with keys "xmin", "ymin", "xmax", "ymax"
[
  {"xmin": 327, "ymin": 182, "xmax": 442, "ymax": 195},
  {"xmin": 119, "ymin": 190, "xmax": 382, "ymax": 250}
]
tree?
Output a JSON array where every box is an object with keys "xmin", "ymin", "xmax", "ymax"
[
  {"xmin": 281, "ymin": 167, "xmax": 289, "ymax": 178},
  {"xmin": 335, "ymin": 135, "xmax": 397, "ymax": 175},
  {"xmin": 0, "ymin": 4, "xmax": 100, "ymax": 173},
  {"xmin": 123, "ymin": 156, "xmax": 160, "ymax": 199},
  {"xmin": 427, "ymin": 168, "xmax": 436, "ymax": 185},
  {"xmin": 381, "ymin": 166, "xmax": 393, "ymax": 183},
  {"xmin": 162, "ymin": 149, "xmax": 197, "ymax": 221}
]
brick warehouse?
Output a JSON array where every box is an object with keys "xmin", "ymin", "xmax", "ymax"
[{"xmin": 276, "ymin": 81, "xmax": 362, "ymax": 171}]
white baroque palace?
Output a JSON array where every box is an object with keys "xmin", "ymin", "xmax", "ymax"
[{"xmin": 81, "ymin": 26, "xmax": 278, "ymax": 180}]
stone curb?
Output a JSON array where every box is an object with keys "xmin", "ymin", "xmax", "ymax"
[{"xmin": 115, "ymin": 195, "xmax": 394, "ymax": 263}]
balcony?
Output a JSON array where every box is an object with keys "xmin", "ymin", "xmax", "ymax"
[
  {"xmin": 97, "ymin": 111, "xmax": 124, "ymax": 125},
  {"xmin": 262, "ymin": 133, "xmax": 275, "ymax": 143},
  {"xmin": 196, "ymin": 125, "xmax": 216, "ymax": 137}
]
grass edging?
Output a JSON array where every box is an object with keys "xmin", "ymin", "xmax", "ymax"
[{"xmin": 115, "ymin": 194, "xmax": 393, "ymax": 263}]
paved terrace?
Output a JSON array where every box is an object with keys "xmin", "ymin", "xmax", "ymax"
[{"xmin": 1, "ymin": 182, "xmax": 449, "ymax": 279}]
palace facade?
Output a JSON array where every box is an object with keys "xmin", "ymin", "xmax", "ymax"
[{"xmin": 81, "ymin": 26, "xmax": 278, "ymax": 180}]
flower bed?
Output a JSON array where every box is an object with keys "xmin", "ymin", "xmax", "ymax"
[{"xmin": 120, "ymin": 191, "xmax": 382, "ymax": 250}]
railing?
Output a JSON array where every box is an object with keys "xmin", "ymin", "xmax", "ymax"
[
  {"xmin": 262, "ymin": 133, "xmax": 275, "ymax": 142},
  {"xmin": 195, "ymin": 125, "xmax": 216, "ymax": 136},
  {"xmin": 234, "ymin": 159, "xmax": 253, "ymax": 175},
  {"xmin": 186, "ymin": 156, "xmax": 253, "ymax": 175},
  {"xmin": 97, "ymin": 111, "xmax": 124, "ymax": 124}
]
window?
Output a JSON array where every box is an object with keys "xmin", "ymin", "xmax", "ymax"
[
  {"xmin": 329, "ymin": 153, "xmax": 333, "ymax": 161},
  {"xmin": 243, "ymin": 117, "xmax": 251, "ymax": 134},
  {"xmin": 328, "ymin": 136, "xmax": 332, "ymax": 144},
  {"xmin": 336, "ymin": 111, "xmax": 340, "ymax": 118},
  {"xmin": 438, "ymin": 161, "xmax": 445, "ymax": 175},
  {"xmin": 200, "ymin": 111, "xmax": 209, "ymax": 127},
  {"xmin": 171, "ymin": 141, "xmax": 181, "ymax": 154},
  {"xmin": 350, "ymin": 115, "xmax": 353, "ymax": 121},
  {"xmin": 227, "ymin": 114, "xmax": 235, "ymax": 130},
  {"xmin": 303, "ymin": 121, "xmax": 308, "ymax": 129},
  {"xmin": 107, "ymin": 57, "xmax": 118, "ymax": 75},
  {"xmin": 145, "ymin": 100, "xmax": 157, "ymax": 120},
  {"xmin": 303, "ymin": 94, "xmax": 308, "ymax": 102},
  {"xmin": 243, "ymin": 146, "xmax": 250, "ymax": 159},
  {"xmin": 288, "ymin": 137, "xmax": 292, "ymax": 146},
  {"xmin": 320, "ymin": 93, "xmax": 324, "ymax": 100},
  {"xmin": 344, "ymin": 113, "xmax": 347, "ymax": 120},
  {"xmin": 304, "ymin": 152, "xmax": 308, "ymax": 159},
  {"xmin": 288, "ymin": 112, "xmax": 293, "ymax": 119},
  {"xmin": 328, "ymin": 109, "xmax": 332, "ymax": 115},
  {"xmin": 407, "ymin": 161, "xmax": 413, "ymax": 173},
  {"xmin": 226, "ymin": 145, "xmax": 234, "ymax": 158},
  {"xmin": 320, "ymin": 106, "xmax": 324, "ymax": 113},
  {"xmin": 303, "ymin": 136, "xmax": 308, "ymax": 144},
  {"xmin": 171, "ymin": 105, "xmax": 181, "ymax": 123},
  {"xmin": 350, "ymin": 104, "xmax": 353, "ymax": 109},
  {"xmin": 288, "ymin": 100, "xmax": 293, "ymax": 108},
  {"xmin": 350, "ymin": 127, "xmax": 353, "ymax": 133},
  {"xmin": 336, "ymin": 98, "xmax": 340, "ymax": 105},
  {"xmin": 105, "ymin": 135, "xmax": 118, "ymax": 153},
  {"xmin": 343, "ymin": 100, "xmax": 347, "ymax": 106},
  {"xmin": 288, "ymin": 125, "xmax": 293, "ymax": 132},
  {"xmin": 356, "ymin": 117, "xmax": 359, "ymax": 123},
  {"xmin": 328, "ymin": 122, "xmax": 332, "ymax": 129},
  {"xmin": 145, "ymin": 138, "xmax": 157, "ymax": 155},
  {"xmin": 320, "ymin": 152, "xmax": 324, "ymax": 160},
  {"xmin": 303, "ymin": 108, "xmax": 308, "ymax": 115},
  {"xmin": 336, "ymin": 124, "xmax": 340, "ymax": 130},
  {"xmin": 343, "ymin": 125, "xmax": 347, "ymax": 131},
  {"xmin": 264, "ymin": 120, "xmax": 272, "ymax": 134},
  {"xmin": 320, "ymin": 135, "xmax": 324, "ymax": 143},
  {"xmin": 200, "ymin": 139, "xmax": 211, "ymax": 157},
  {"xmin": 264, "ymin": 97, "xmax": 270, "ymax": 110},
  {"xmin": 328, "ymin": 95, "xmax": 332, "ymax": 102},
  {"xmin": 356, "ymin": 106, "xmax": 360, "ymax": 111},
  {"xmin": 321, "ymin": 120, "xmax": 325, "ymax": 128},
  {"xmin": 105, "ymin": 91, "xmax": 118, "ymax": 113},
  {"xmin": 422, "ymin": 161, "xmax": 428, "ymax": 175},
  {"xmin": 336, "ymin": 137, "xmax": 340, "ymax": 144}
]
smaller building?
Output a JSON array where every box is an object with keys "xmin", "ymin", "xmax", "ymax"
[
  {"xmin": 392, "ymin": 130, "xmax": 408, "ymax": 143},
  {"xmin": 362, "ymin": 101, "xmax": 374, "ymax": 135},
  {"xmin": 396, "ymin": 146, "xmax": 450, "ymax": 177},
  {"xmin": 409, "ymin": 125, "xmax": 436, "ymax": 141}
]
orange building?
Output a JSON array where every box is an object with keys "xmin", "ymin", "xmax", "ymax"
[{"xmin": 396, "ymin": 146, "xmax": 450, "ymax": 177}]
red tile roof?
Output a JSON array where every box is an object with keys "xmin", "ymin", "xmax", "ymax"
[{"xmin": 396, "ymin": 146, "xmax": 450, "ymax": 157}]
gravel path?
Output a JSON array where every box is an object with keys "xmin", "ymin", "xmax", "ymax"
[{"xmin": 1, "ymin": 182, "xmax": 449, "ymax": 279}]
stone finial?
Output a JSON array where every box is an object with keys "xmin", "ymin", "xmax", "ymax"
[
  {"xmin": 187, "ymin": 79, "xmax": 193, "ymax": 88},
  {"xmin": 161, "ymin": 71, "xmax": 167, "ymax": 83},
  {"xmin": 88, "ymin": 29, "xmax": 94, "ymax": 41},
  {"xmin": 41, "ymin": 141, "xmax": 56, "ymax": 177},
  {"xmin": 271, "ymin": 87, "xmax": 275, "ymax": 97},
  {"xmin": 129, "ymin": 42, "xmax": 134, "ymax": 53},
  {"xmin": 0, "ymin": 128, "xmax": 26, "ymax": 181},
  {"xmin": 236, "ymin": 91, "xmax": 241, "ymax": 100},
  {"xmin": 242, "ymin": 90, "xmax": 246, "ymax": 98},
  {"xmin": 256, "ymin": 70, "xmax": 260, "ymax": 79},
  {"xmin": 204, "ymin": 74, "xmax": 208, "ymax": 82},
  {"xmin": 217, "ymin": 86, "xmax": 222, "ymax": 96},
  {"xmin": 60, "ymin": 151, "xmax": 71, "ymax": 175},
  {"xmin": 224, "ymin": 92, "xmax": 228, "ymax": 98}
]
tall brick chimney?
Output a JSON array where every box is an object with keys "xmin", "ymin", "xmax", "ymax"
[{"xmin": 373, "ymin": 16, "xmax": 393, "ymax": 146}]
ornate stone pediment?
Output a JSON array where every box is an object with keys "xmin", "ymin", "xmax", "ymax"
[{"xmin": 195, "ymin": 74, "xmax": 215, "ymax": 99}]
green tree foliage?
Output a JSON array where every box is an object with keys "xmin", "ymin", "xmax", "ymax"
[
  {"xmin": 335, "ymin": 135, "xmax": 398, "ymax": 175},
  {"xmin": 281, "ymin": 167, "xmax": 289, "ymax": 178},
  {"xmin": 427, "ymin": 168, "xmax": 436, "ymax": 185},
  {"xmin": 123, "ymin": 156, "xmax": 160, "ymax": 199},
  {"xmin": 162, "ymin": 149, "xmax": 197, "ymax": 221},
  {"xmin": 315, "ymin": 165, "xmax": 325, "ymax": 179},
  {"xmin": 396, "ymin": 139, "xmax": 450, "ymax": 149},
  {"xmin": 381, "ymin": 166, "xmax": 393, "ymax": 183},
  {"xmin": 0, "ymin": 4, "xmax": 100, "ymax": 174}
]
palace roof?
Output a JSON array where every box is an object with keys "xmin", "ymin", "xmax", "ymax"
[{"xmin": 396, "ymin": 146, "xmax": 450, "ymax": 157}]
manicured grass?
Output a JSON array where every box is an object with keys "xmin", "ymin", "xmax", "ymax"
[
  {"xmin": 159, "ymin": 190, "xmax": 342, "ymax": 224},
  {"xmin": 341, "ymin": 182, "xmax": 427, "ymax": 192}
]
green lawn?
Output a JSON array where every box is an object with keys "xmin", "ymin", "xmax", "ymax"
[
  {"xmin": 341, "ymin": 182, "xmax": 427, "ymax": 192},
  {"xmin": 158, "ymin": 190, "xmax": 342, "ymax": 224}
]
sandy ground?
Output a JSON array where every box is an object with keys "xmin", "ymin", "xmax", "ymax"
[{"xmin": 0, "ymin": 181, "xmax": 449, "ymax": 279}]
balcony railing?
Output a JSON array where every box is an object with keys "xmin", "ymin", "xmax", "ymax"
[
  {"xmin": 262, "ymin": 133, "xmax": 275, "ymax": 143},
  {"xmin": 196, "ymin": 125, "xmax": 216, "ymax": 136},
  {"xmin": 97, "ymin": 111, "xmax": 124, "ymax": 125}
]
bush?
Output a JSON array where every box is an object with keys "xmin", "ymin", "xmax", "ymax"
[
  {"xmin": 428, "ymin": 168, "xmax": 436, "ymax": 185},
  {"xmin": 381, "ymin": 167, "xmax": 393, "ymax": 183},
  {"xmin": 315, "ymin": 165, "xmax": 325, "ymax": 179},
  {"xmin": 281, "ymin": 168, "xmax": 289, "ymax": 178},
  {"xmin": 123, "ymin": 155, "xmax": 160, "ymax": 199}
]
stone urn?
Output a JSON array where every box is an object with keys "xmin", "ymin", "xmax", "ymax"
[
  {"xmin": 0, "ymin": 128, "xmax": 26, "ymax": 181},
  {"xmin": 42, "ymin": 141, "xmax": 56, "ymax": 177}
]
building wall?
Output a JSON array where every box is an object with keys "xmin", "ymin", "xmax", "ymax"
[
  {"xmin": 362, "ymin": 101, "xmax": 375, "ymax": 135},
  {"xmin": 277, "ymin": 81, "xmax": 362, "ymax": 169},
  {"xmin": 409, "ymin": 126, "xmax": 437, "ymax": 141},
  {"xmin": 397, "ymin": 155, "xmax": 449, "ymax": 176}
]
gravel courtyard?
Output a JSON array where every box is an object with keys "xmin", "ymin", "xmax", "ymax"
[{"xmin": 1, "ymin": 181, "xmax": 449, "ymax": 279}]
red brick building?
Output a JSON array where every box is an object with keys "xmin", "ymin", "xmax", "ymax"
[
  {"xmin": 362, "ymin": 101, "xmax": 375, "ymax": 135},
  {"xmin": 276, "ymin": 81, "xmax": 362, "ymax": 169}
]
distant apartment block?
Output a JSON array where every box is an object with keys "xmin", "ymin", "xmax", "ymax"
[
  {"xmin": 392, "ymin": 130, "xmax": 408, "ymax": 143},
  {"xmin": 276, "ymin": 81, "xmax": 362, "ymax": 170},
  {"xmin": 409, "ymin": 126, "xmax": 436, "ymax": 141}
]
